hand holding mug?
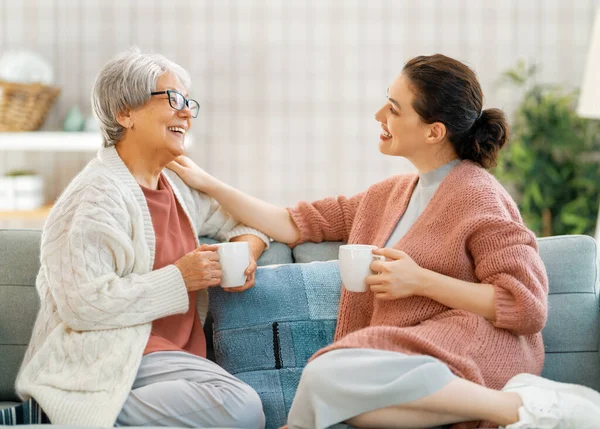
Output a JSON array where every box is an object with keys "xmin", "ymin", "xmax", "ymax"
[
  {"xmin": 366, "ymin": 248, "xmax": 426, "ymax": 300},
  {"xmin": 174, "ymin": 244, "xmax": 221, "ymax": 292}
]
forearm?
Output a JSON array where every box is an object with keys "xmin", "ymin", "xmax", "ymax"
[
  {"xmin": 52, "ymin": 265, "xmax": 189, "ymax": 331},
  {"xmin": 230, "ymin": 234, "xmax": 267, "ymax": 261},
  {"xmin": 419, "ymin": 269, "xmax": 497, "ymax": 322},
  {"xmin": 208, "ymin": 181, "xmax": 300, "ymax": 244}
]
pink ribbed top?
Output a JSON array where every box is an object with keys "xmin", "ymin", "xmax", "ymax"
[
  {"xmin": 141, "ymin": 174, "xmax": 206, "ymax": 358},
  {"xmin": 288, "ymin": 160, "xmax": 549, "ymax": 429}
]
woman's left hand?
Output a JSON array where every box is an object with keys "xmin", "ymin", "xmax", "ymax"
[
  {"xmin": 223, "ymin": 256, "xmax": 258, "ymax": 293},
  {"xmin": 366, "ymin": 248, "xmax": 427, "ymax": 300}
]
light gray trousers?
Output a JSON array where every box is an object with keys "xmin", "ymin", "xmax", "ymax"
[
  {"xmin": 287, "ymin": 348, "xmax": 457, "ymax": 429},
  {"xmin": 115, "ymin": 351, "xmax": 265, "ymax": 428}
]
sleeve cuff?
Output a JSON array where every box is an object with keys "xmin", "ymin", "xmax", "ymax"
[
  {"xmin": 492, "ymin": 282, "xmax": 521, "ymax": 330},
  {"xmin": 286, "ymin": 207, "xmax": 312, "ymax": 248},
  {"xmin": 224, "ymin": 225, "xmax": 271, "ymax": 249},
  {"xmin": 143, "ymin": 265, "xmax": 190, "ymax": 317}
]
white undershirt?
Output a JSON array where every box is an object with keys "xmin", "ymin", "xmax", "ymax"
[{"xmin": 384, "ymin": 159, "xmax": 461, "ymax": 248}]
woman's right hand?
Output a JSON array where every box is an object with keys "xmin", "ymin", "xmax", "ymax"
[
  {"xmin": 170, "ymin": 155, "xmax": 300, "ymax": 244},
  {"xmin": 167, "ymin": 156, "xmax": 219, "ymax": 194},
  {"xmin": 174, "ymin": 244, "xmax": 222, "ymax": 291}
]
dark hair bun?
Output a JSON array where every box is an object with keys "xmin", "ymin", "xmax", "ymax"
[{"xmin": 462, "ymin": 108, "xmax": 510, "ymax": 168}]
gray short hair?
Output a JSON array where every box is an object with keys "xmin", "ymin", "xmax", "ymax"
[{"xmin": 91, "ymin": 47, "xmax": 191, "ymax": 148}]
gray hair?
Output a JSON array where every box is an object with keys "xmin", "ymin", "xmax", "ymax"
[{"xmin": 91, "ymin": 47, "xmax": 191, "ymax": 148}]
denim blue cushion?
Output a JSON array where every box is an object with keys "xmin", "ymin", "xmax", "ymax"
[{"xmin": 209, "ymin": 261, "xmax": 342, "ymax": 429}]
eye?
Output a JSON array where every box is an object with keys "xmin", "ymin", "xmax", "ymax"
[{"xmin": 389, "ymin": 106, "xmax": 398, "ymax": 115}]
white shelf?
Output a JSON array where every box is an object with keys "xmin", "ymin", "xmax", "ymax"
[
  {"xmin": 0, "ymin": 132, "xmax": 103, "ymax": 152},
  {"xmin": 0, "ymin": 132, "xmax": 195, "ymax": 152}
]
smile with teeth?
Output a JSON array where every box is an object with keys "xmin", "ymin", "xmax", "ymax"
[
  {"xmin": 168, "ymin": 126, "xmax": 186, "ymax": 135},
  {"xmin": 381, "ymin": 130, "xmax": 392, "ymax": 139}
]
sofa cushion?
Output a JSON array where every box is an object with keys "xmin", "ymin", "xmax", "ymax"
[
  {"xmin": 538, "ymin": 235, "xmax": 600, "ymax": 390},
  {"xmin": 293, "ymin": 241, "xmax": 342, "ymax": 263},
  {"xmin": 0, "ymin": 229, "xmax": 41, "ymax": 402},
  {"xmin": 209, "ymin": 260, "xmax": 341, "ymax": 429}
]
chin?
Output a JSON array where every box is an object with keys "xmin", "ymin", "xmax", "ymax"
[
  {"xmin": 378, "ymin": 140, "xmax": 393, "ymax": 155},
  {"xmin": 379, "ymin": 141, "xmax": 405, "ymax": 157},
  {"xmin": 167, "ymin": 139, "xmax": 186, "ymax": 155}
]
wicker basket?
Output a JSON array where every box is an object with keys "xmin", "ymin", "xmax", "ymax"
[{"xmin": 0, "ymin": 80, "xmax": 60, "ymax": 132}]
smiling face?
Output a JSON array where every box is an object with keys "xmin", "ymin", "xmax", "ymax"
[
  {"xmin": 374, "ymin": 74, "xmax": 430, "ymax": 159},
  {"xmin": 126, "ymin": 72, "xmax": 193, "ymax": 161}
]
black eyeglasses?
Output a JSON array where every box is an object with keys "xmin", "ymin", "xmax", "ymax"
[{"xmin": 150, "ymin": 90, "xmax": 200, "ymax": 118}]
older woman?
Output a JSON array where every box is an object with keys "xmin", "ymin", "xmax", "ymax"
[{"xmin": 0, "ymin": 49, "xmax": 268, "ymax": 429}]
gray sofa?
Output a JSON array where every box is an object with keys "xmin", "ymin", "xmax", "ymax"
[{"xmin": 1, "ymin": 229, "xmax": 600, "ymax": 425}]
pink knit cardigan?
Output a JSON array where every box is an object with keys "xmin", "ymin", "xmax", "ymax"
[{"xmin": 288, "ymin": 160, "xmax": 548, "ymax": 429}]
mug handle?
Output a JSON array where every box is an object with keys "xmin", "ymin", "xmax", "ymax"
[{"xmin": 371, "ymin": 254, "xmax": 386, "ymax": 274}]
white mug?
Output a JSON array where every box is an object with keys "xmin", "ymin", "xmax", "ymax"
[
  {"xmin": 216, "ymin": 242, "xmax": 250, "ymax": 288},
  {"xmin": 339, "ymin": 244, "xmax": 385, "ymax": 292}
]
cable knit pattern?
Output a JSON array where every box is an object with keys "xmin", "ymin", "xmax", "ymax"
[
  {"xmin": 288, "ymin": 160, "xmax": 548, "ymax": 429},
  {"xmin": 14, "ymin": 146, "xmax": 269, "ymax": 427}
]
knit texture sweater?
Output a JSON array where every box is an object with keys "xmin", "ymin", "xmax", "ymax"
[
  {"xmin": 15, "ymin": 146, "xmax": 269, "ymax": 427},
  {"xmin": 288, "ymin": 160, "xmax": 548, "ymax": 429}
]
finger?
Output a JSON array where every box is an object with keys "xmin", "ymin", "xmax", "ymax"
[
  {"xmin": 198, "ymin": 251, "xmax": 220, "ymax": 261},
  {"xmin": 370, "ymin": 260, "xmax": 389, "ymax": 273},
  {"xmin": 176, "ymin": 155, "xmax": 192, "ymax": 166},
  {"xmin": 374, "ymin": 292, "xmax": 395, "ymax": 300},
  {"xmin": 365, "ymin": 274, "xmax": 386, "ymax": 285},
  {"xmin": 210, "ymin": 270, "xmax": 222, "ymax": 280},
  {"xmin": 372, "ymin": 248, "xmax": 407, "ymax": 260},
  {"xmin": 209, "ymin": 262, "xmax": 221, "ymax": 270},
  {"xmin": 245, "ymin": 262, "xmax": 257, "ymax": 275},
  {"xmin": 369, "ymin": 284, "xmax": 388, "ymax": 293},
  {"xmin": 242, "ymin": 278, "xmax": 256, "ymax": 290},
  {"xmin": 224, "ymin": 283, "xmax": 253, "ymax": 292},
  {"xmin": 166, "ymin": 161, "xmax": 181, "ymax": 172},
  {"xmin": 197, "ymin": 244, "xmax": 219, "ymax": 252}
]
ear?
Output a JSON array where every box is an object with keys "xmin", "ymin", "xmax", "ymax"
[
  {"xmin": 116, "ymin": 109, "xmax": 133, "ymax": 129},
  {"xmin": 425, "ymin": 122, "xmax": 446, "ymax": 145}
]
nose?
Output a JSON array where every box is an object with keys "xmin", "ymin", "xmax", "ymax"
[
  {"xmin": 374, "ymin": 103, "xmax": 387, "ymax": 123},
  {"xmin": 176, "ymin": 104, "xmax": 194, "ymax": 127},
  {"xmin": 178, "ymin": 104, "xmax": 193, "ymax": 119}
]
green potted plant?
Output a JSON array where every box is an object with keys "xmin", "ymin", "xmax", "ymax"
[{"xmin": 494, "ymin": 61, "xmax": 600, "ymax": 237}]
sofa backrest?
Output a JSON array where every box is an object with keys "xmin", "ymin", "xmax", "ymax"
[
  {"xmin": 1, "ymin": 230, "xmax": 599, "ymax": 401},
  {"xmin": 0, "ymin": 230, "xmax": 42, "ymax": 402}
]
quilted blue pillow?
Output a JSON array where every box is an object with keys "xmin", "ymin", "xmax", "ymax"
[{"xmin": 208, "ymin": 260, "xmax": 342, "ymax": 429}]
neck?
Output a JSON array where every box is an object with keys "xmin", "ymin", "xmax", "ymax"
[
  {"xmin": 410, "ymin": 145, "xmax": 459, "ymax": 174},
  {"xmin": 115, "ymin": 137, "xmax": 167, "ymax": 189}
]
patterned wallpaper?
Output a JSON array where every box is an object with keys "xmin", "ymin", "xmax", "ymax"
[{"xmin": 0, "ymin": 0, "xmax": 598, "ymax": 208}]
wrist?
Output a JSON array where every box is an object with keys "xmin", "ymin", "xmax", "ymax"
[
  {"xmin": 204, "ymin": 177, "xmax": 224, "ymax": 196},
  {"xmin": 417, "ymin": 267, "xmax": 437, "ymax": 298}
]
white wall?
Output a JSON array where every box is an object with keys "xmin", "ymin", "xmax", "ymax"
[{"xmin": 0, "ymin": 0, "xmax": 598, "ymax": 206}]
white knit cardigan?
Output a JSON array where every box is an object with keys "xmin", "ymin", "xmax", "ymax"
[{"xmin": 15, "ymin": 146, "xmax": 270, "ymax": 427}]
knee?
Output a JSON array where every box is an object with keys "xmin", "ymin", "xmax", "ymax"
[
  {"xmin": 297, "ymin": 355, "xmax": 331, "ymax": 395},
  {"xmin": 227, "ymin": 383, "xmax": 265, "ymax": 429}
]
